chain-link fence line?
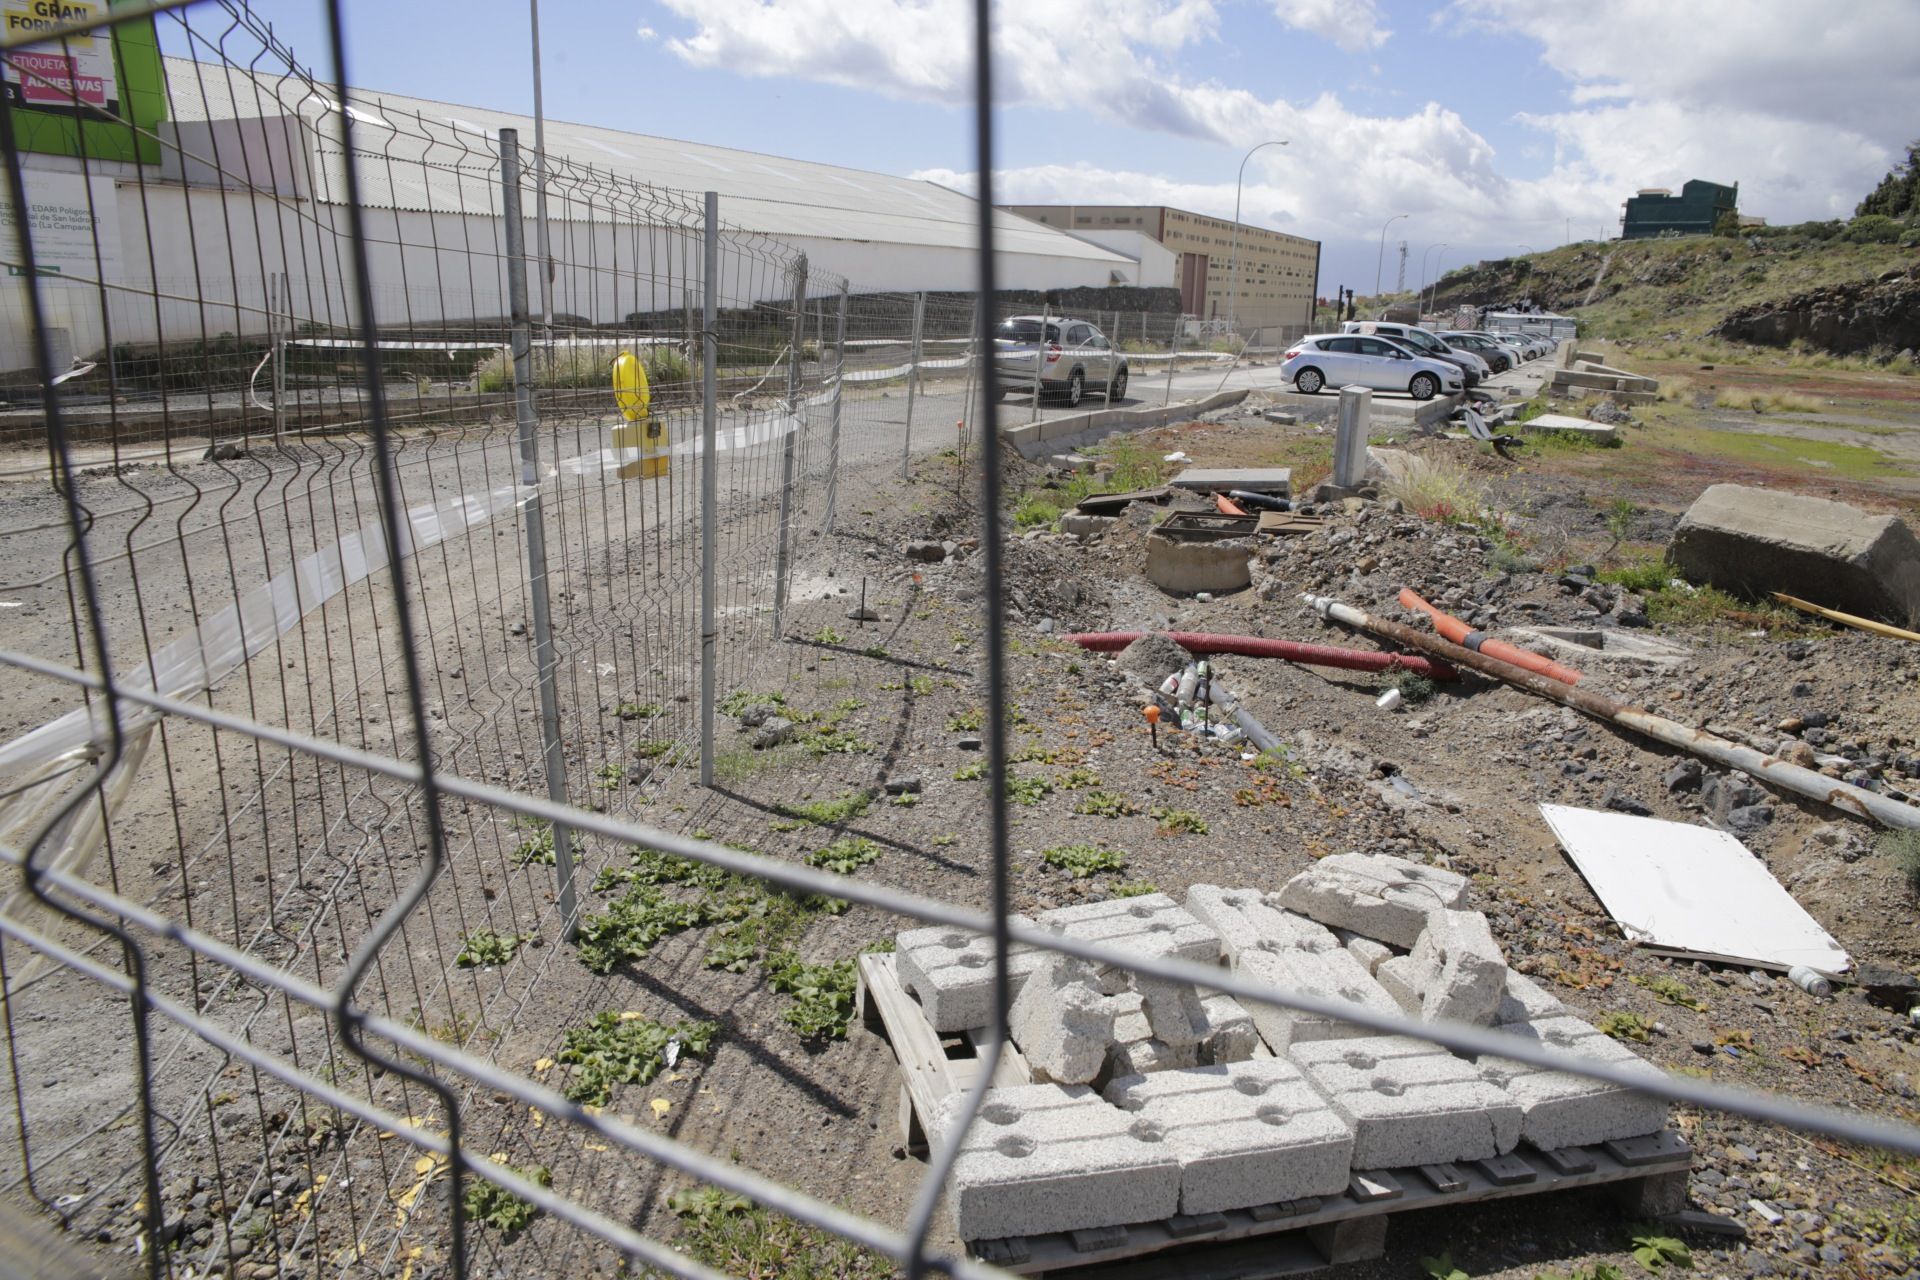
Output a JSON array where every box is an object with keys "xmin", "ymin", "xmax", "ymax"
[{"xmin": 3, "ymin": 3, "xmax": 1919, "ymax": 1280}]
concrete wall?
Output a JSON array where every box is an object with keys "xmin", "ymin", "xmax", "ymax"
[{"xmin": 1058, "ymin": 229, "xmax": 1178, "ymax": 288}]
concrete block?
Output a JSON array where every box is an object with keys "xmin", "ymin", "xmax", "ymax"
[
  {"xmin": 1105, "ymin": 1060, "xmax": 1356, "ymax": 1213},
  {"xmin": 1523, "ymin": 414, "xmax": 1621, "ymax": 446},
  {"xmin": 1196, "ymin": 990, "xmax": 1260, "ymax": 1064},
  {"xmin": 1408, "ymin": 910, "xmax": 1508, "ymax": 1027},
  {"xmin": 1238, "ymin": 946, "xmax": 1402, "ymax": 1054},
  {"xmin": 1476, "ymin": 1016, "xmax": 1669, "ymax": 1150},
  {"xmin": 1670, "ymin": 483, "xmax": 1920, "ymax": 626},
  {"xmin": 1275, "ymin": 853, "xmax": 1469, "ymax": 947},
  {"xmin": 1137, "ymin": 974, "xmax": 1209, "ymax": 1048},
  {"xmin": 895, "ymin": 917, "xmax": 1045, "ymax": 1031},
  {"xmin": 1145, "ymin": 533, "xmax": 1252, "ymax": 594},
  {"xmin": 1290, "ymin": 1035, "xmax": 1522, "ymax": 1167},
  {"xmin": 1186, "ymin": 884, "xmax": 1340, "ymax": 962},
  {"xmin": 1375, "ymin": 955, "xmax": 1420, "ymax": 1013},
  {"xmin": 1493, "ymin": 972, "xmax": 1568, "ymax": 1025},
  {"xmin": 1010, "ymin": 955, "xmax": 1118, "ymax": 1085},
  {"xmin": 937, "ymin": 1083, "xmax": 1182, "ymax": 1239},
  {"xmin": 1039, "ymin": 893, "xmax": 1221, "ymax": 965},
  {"xmin": 1058, "ymin": 513, "xmax": 1117, "ymax": 538},
  {"xmin": 1169, "ymin": 467, "xmax": 1292, "ymax": 496},
  {"xmin": 1337, "ymin": 930, "xmax": 1396, "ymax": 975}
]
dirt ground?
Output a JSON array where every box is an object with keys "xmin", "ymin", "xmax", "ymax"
[{"xmin": 10, "ymin": 359, "xmax": 1920, "ymax": 1280}]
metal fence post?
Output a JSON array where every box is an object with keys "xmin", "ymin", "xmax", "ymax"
[
  {"xmin": 1164, "ymin": 311, "xmax": 1180, "ymax": 405},
  {"xmin": 823, "ymin": 282, "xmax": 848, "ymax": 533},
  {"xmin": 500, "ymin": 128, "xmax": 579, "ymax": 939},
  {"xmin": 772, "ymin": 255, "xmax": 807, "ymax": 638},
  {"xmin": 699, "ymin": 191, "xmax": 720, "ymax": 788},
  {"xmin": 901, "ymin": 290, "xmax": 924, "ymax": 479}
]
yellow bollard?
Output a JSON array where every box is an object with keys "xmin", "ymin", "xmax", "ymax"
[{"xmin": 612, "ymin": 349, "xmax": 666, "ymax": 478}]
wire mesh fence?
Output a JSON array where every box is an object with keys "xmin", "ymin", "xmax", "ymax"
[{"xmin": 3, "ymin": 3, "xmax": 1920, "ymax": 1280}]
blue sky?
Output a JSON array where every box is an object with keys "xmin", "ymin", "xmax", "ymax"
[{"xmin": 214, "ymin": 0, "xmax": 1918, "ymax": 297}]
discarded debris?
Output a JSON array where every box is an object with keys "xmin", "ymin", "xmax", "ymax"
[
  {"xmin": 1770, "ymin": 591, "xmax": 1920, "ymax": 643},
  {"xmin": 1065, "ymin": 630, "xmax": 1457, "ymax": 680},
  {"xmin": 1538, "ymin": 803, "xmax": 1851, "ymax": 975},
  {"xmin": 1399, "ymin": 587, "xmax": 1583, "ymax": 684}
]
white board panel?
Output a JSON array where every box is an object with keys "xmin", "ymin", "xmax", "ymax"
[{"xmin": 1539, "ymin": 803, "xmax": 1849, "ymax": 976}]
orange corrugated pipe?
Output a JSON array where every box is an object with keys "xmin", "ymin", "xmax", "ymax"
[
  {"xmin": 1215, "ymin": 493, "xmax": 1247, "ymax": 516},
  {"xmin": 1398, "ymin": 587, "xmax": 1583, "ymax": 685}
]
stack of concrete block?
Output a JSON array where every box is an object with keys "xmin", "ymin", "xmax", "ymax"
[
  {"xmin": 1011, "ymin": 955, "xmax": 1121, "ymax": 1084},
  {"xmin": 1549, "ymin": 354, "xmax": 1659, "ymax": 405},
  {"xmin": 895, "ymin": 916, "xmax": 1048, "ymax": 1031},
  {"xmin": 1289, "ymin": 1035, "xmax": 1522, "ymax": 1168},
  {"xmin": 1104, "ymin": 1060, "xmax": 1355, "ymax": 1214},
  {"xmin": 936, "ymin": 1083, "xmax": 1182, "ymax": 1239},
  {"xmin": 1275, "ymin": 854, "xmax": 1470, "ymax": 948},
  {"xmin": 1474, "ymin": 1016, "xmax": 1670, "ymax": 1149},
  {"xmin": 1106, "ymin": 987, "xmax": 1260, "ymax": 1078},
  {"xmin": 1185, "ymin": 883, "xmax": 1404, "ymax": 1052}
]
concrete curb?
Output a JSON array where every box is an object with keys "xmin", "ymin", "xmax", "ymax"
[{"xmin": 1002, "ymin": 388, "xmax": 1250, "ymax": 458}]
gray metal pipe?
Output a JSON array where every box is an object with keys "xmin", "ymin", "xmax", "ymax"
[
  {"xmin": 1304, "ymin": 594, "xmax": 1920, "ymax": 831},
  {"xmin": 699, "ymin": 191, "xmax": 719, "ymax": 787}
]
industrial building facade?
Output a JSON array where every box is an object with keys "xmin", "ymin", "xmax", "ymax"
[
  {"xmin": 1620, "ymin": 179, "xmax": 1739, "ymax": 239},
  {"xmin": 1003, "ymin": 204, "xmax": 1320, "ymax": 335}
]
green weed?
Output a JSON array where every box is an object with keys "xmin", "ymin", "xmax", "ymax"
[
  {"xmin": 618, "ymin": 701, "xmax": 664, "ymax": 720},
  {"xmin": 557, "ymin": 1012, "xmax": 717, "ymax": 1106},
  {"xmin": 464, "ymin": 1162, "xmax": 552, "ymax": 1236},
  {"xmin": 1151, "ymin": 807, "xmax": 1209, "ymax": 835},
  {"xmin": 1042, "ymin": 844, "xmax": 1128, "ymax": 878},
  {"xmin": 1056, "ymin": 766, "xmax": 1101, "ymax": 790},
  {"xmin": 1422, "ymin": 1253, "xmax": 1470, "ymax": 1280},
  {"xmin": 766, "ymin": 953, "xmax": 859, "ymax": 1041},
  {"xmin": 1073, "ymin": 789, "xmax": 1138, "ymax": 817},
  {"xmin": 812, "ymin": 626, "xmax": 845, "ymax": 645},
  {"xmin": 513, "ymin": 820, "xmax": 555, "ymax": 867},
  {"xmin": 1598, "ymin": 558, "xmax": 1672, "ymax": 593},
  {"xmin": 1112, "ymin": 880, "xmax": 1159, "ymax": 898},
  {"xmin": 781, "ymin": 791, "xmax": 873, "ymax": 826},
  {"xmin": 455, "ymin": 929, "xmax": 531, "ymax": 968},
  {"xmin": 953, "ymin": 760, "xmax": 987, "ymax": 781},
  {"xmin": 1598, "ymin": 1011, "xmax": 1655, "ymax": 1043},
  {"xmin": 807, "ymin": 836, "xmax": 881, "ymax": 875},
  {"xmin": 1630, "ymin": 974, "xmax": 1707, "ymax": 1010},
  {"xmin": 667, "ymin": 1185, "xmax": 891, "ymax": 1278},
  {"xmin": 719, "ymin": 690, "xmax": 786, "ymax": 717},
  {"xmin": 576, "ymin": 885, "xmax": 715, "ymax": 974},
  {"xmin": 1006, "ymin": 775, "xmax": 1052, "ymax": 806},
  {"xmin": 1628, "ymin": 1224, "xmax": 1692, "ymax": 1272}
]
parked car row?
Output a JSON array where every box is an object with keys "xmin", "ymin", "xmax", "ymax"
[{"xmin": 1279, "ymin": 321, "xmax": 1551, "ymax": 401}]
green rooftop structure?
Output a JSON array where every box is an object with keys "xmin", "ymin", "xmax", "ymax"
[{"xmin": 1621, "ymin": 179, "xmax": 1739, "ymax": 239}]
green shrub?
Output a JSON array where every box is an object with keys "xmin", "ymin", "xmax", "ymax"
[
  {"xmin": 1041, "ymin": 843, "xmax": 1128, "ymax": 878},
  {"xmin": 557, "ymin": 1012, "xmax": 716, "ymax": 1105},
  {"xmin": 1844, "ymin": 214, "xmax": 1905, "ymax": 244},
  {"xmin": 464, "ymin": 1163, "xmax": 552, "ymax": 1236},
  {"xmin": 807, "ymin": 836, "xmax": 881, "ymax": 875}
]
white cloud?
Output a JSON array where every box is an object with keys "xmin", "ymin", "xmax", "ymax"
[
  {"xmin": 636, "ymin": 24, "xmax": 657, "ymax": 39},
  {"xmin": 1270, "ymin": 0, "xmax": 1389, "ymax": 53},
  {"xmin": 1458, "ymin": 0, "xmax": 1920, "ymax": 224}
]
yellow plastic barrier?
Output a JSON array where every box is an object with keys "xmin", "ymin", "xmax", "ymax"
[{"xmin": 611, "ymin": 350, "xmax": 666, "ymax": 478}]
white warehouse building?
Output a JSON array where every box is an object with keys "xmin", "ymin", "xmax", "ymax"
[{"xmin": 1, "ymin": 46, "xmax": 1140, "ymax": 375}]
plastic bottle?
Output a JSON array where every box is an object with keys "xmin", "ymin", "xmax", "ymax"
[
  {"xmin": 1175, "ymin": 666, "xmax": 1200, "ymax": 705},
  {"xmin": 1786, "ymin": 965, "xmax": 1831, "ymax": 997},
  {"xmin": 1159, "ymin": 673, "xmax": 1181, "ymax": 698}
]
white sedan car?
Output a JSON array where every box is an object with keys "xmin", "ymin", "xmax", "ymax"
[{"xmin": 1281, "ymin": 334, "xmax": 1465, "ymax": 401}]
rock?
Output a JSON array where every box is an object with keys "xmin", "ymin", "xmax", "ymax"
[
  {"xmin": 1728, "ymin": 804, "xmax": 1774, "ymax": 834},
  {"xmin": 883, "ymin": 776, "xmax": 923, "ymax": 795},
  {"xmin": 1669, "ymin": 483, "xmax": 1920, "ymax": 625},
  {"xmin": 1116, "ymin": 632, "xmax": 1192, "ymax": 685},
  {"xmin": 1850, "ymin": 962, "xmax": 1920, "ymax": 1010},
  {"xmin": 1664, "ymin": 760, "xmax": 1704, "ymax": 793},
  {"xmin": 751, "ymin": 717, "xmax": 795, "ymax": 748},
  {"xmin": 846, "ymin": 604, "xmax": 880, "ymax": 621},
  {"xmin": 1780, "ymin": 740, "xmax": 1818, "ymax": 768},
  {"xmin": 1601, "ymin": 785, "xmax": 1654, "ymax": 816},
  {"xmin": 904, "ymin": 540, "xmax": 947, "ymax": 562},
  {"xmin": 1035, "ymin": 617, "xmax": 1055, "ymax": 634},
  {"xmin": 956, "ymin": 736, "xmax": 983, "ymax": 751},
  {"xmin": 1059, "ymin": 513, "xmax": 1117, "ymax": 538},
  {"xmin": 738, "ymin": 703, "xmax": 778, "ymax": 728}
]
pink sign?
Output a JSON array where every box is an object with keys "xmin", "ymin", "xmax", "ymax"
[{"xmin": 9, "ymin": 50, "xmax": 106, "ymax": 108}]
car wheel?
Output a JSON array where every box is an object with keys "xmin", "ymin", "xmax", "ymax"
[
  {"xmin": 1064, "ymin": 370, "xmax": 1084, "ymax": 408},
  {"xmin": 1409, "ymin": 373, "xmax": 1439, "ymax": 401},
  {"xmin": 1295, "ymin": 367, "xmax": 1325, "ymax": 394},
  {"xmin": 1110, "ymin": 367, "xmax": 1128, "ymax": 401}
]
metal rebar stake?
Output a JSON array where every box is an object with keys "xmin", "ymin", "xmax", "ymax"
[
  {"xmin": 772, "ymin": 256, "xmax": 807, "ymax": 639},
  {"xmin": 500, "ymin": 129, "xmax": 579, "ymax": 938},
  {"xmin": 699, "ymin": 190, "xmax": 720, "ymax": 788},
  {"xmin": 901, "ymin": 290, "xmax": 924, "ymax": 479},
  {"xmin": 823, "ymin": 282, "xmax": 848, "ymax": 533}
]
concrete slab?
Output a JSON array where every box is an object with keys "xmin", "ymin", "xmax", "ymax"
[
  {"xmin": 1289, "ymin": 1035, "xmax": 1523, "ymax": 1168},
  {"xmin": 1196, "ymin": 990, "xmax": 1261, "ymax": 1064},
  {"xmin": 937, "ymin": 1083, "xmax": 1183, "ymax": 1239},
  {"xmin": 1108, "ymin": 992, "xmax": 1202, "ymax": 1078},
  {"xmin": 1010, "ymin": 954, "xmax": 1119, "ymax": 1085},
  {"xmin": 1105, "ymin": 1060, "xmax": 1356, "ymax": 1213},
  {"xmin": 1476, "ymin": 1016, "xmax": 1670, "ymax": 1149},
  {"xmin": 1493, "ymin": 972, "xmax": 1569, "ymax": 1025},
  {"xmin": 1670, "ymin": 483, "xmax": 1920, "ymax": 626},
  {"xmin": 1039, "ymin": 893, "xmax": 1222, "ymax": 966},
  {"xmin": 1523, "ymin": 414, "xmax": 1621, "ymax": 446},
  {"xmin": 1169, "ymin": 467, "xmax": 1293, "ymax": 496},
  {"xmin": 1337, "ymin": 931, "xmax": 1396, "ymax": 975},
  {"xmin": 1275, "ymin": 853, "xmax": 1470, "ymax": 947},
  {"xmin": 1187, "ymin": 884, "xmax": 1342, "ymax": 961},
  {"xmin": 1238, "ymin": 946, "xmax": 1403, "ymax": 1053},
  {"xmin": 1137, "ymin": 973, "xmax": 1210, "ymax": 1048},
  {"xmin": 895, "ymin": 918, "xmax": 1045, "ymax": 1032}
]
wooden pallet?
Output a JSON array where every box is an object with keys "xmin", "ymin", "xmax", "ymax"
[{"xmin": 856, "ymin": 953, "xmax": 1691, "ymax": 1279}]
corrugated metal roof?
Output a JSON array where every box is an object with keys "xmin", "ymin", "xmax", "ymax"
[{"xmin": 162, "ymin": 57, "xmax": 1125, "ymax": 263}]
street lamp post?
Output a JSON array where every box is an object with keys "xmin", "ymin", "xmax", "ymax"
[
  {"xmin": 1225, "ymin": 139, "xmax": 1288, "ymax": 336},
  {"xmin": 1418, "ymin": 242, "xmax": 1448, "ymax": 316},
  {"xmin": 1373, "ymin": 213, "xmax": 1408, "ymax": 299},
  {"xmin": 1425, "ymin": 246, "xmax": 1450, "ymax": 316}
]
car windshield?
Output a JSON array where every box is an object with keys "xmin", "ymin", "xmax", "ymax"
[{"xmin": 996, "ymin": 319, "xmax": 1060, "ymax": 343}]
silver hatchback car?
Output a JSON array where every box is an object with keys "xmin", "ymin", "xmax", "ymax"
[{"xmin": 993, "ymin": 315, "xmax": 1129, "ymax": 407}]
